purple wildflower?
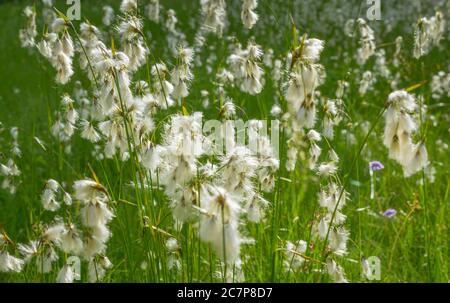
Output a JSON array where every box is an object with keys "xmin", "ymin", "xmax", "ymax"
[
  {"xmin": 383, "ymin": 208, "xmax": 397, "ymax": 218},
  {"xmin": 369, "ymin": 161, "xmax": 384, "ymax": 171}
]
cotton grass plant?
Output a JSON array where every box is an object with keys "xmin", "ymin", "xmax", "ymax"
[{"xmin": 0, "ymin": 0, "xmax": 448, "ymax": 283}]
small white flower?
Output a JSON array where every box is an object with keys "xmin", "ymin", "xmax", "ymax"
[
  {"xmin": 317, "ymin": 162, "xmax": 338, "ymax": 177},
  {"xmin": 73, "ymin": 179, "xmax": 107, "ymax": 202},
  {"xmin": 166, "ymin": 238, "xmax": 179, "ymax": 252}
]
